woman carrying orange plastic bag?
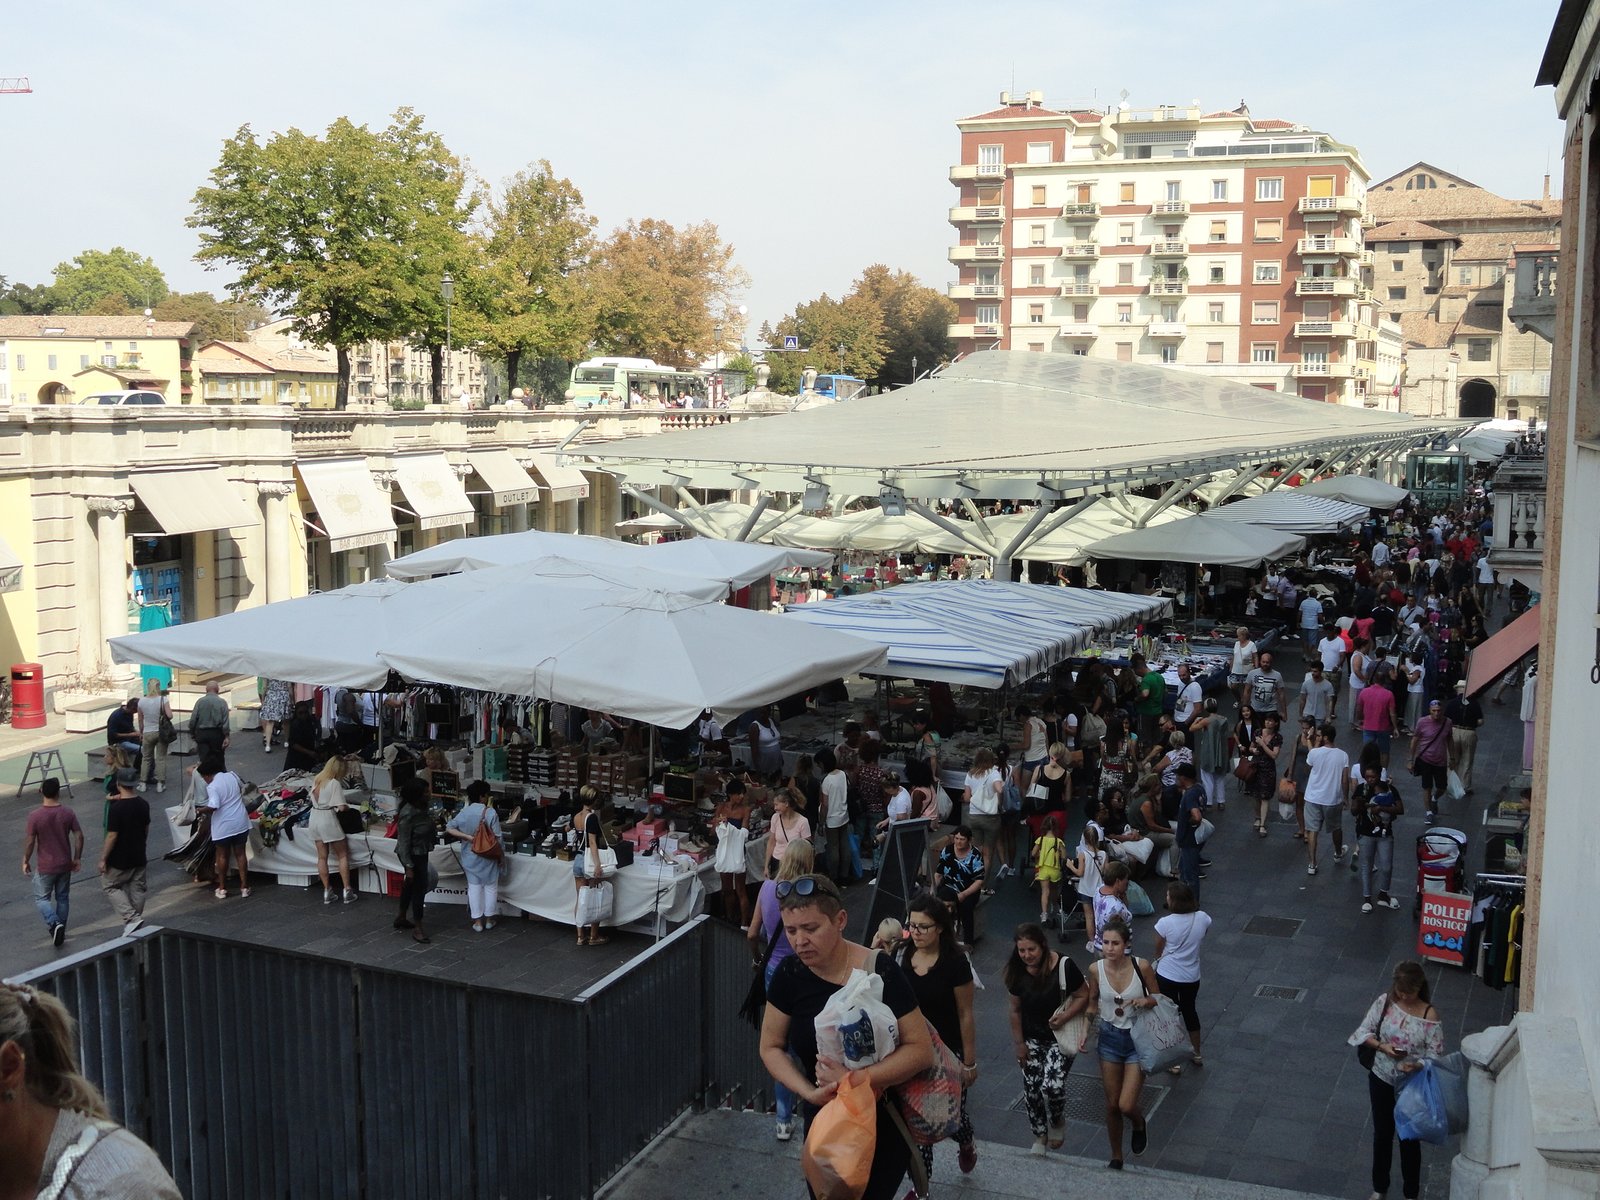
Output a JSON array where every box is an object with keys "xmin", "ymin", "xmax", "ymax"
[{"xmin": 802, "ymin": 1071, "xmax": 877, "ymax": 1200}]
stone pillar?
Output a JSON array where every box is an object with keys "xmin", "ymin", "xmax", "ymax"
[
  {"xmin": 508, "ymin": 502, "xmax": 529, "ymax": 533},
  {"xmin": 74, "ymin": 499, "xmax": 101, "ymax": 675},
  {"xmin": 88, "ymin": 497, "xmax": 134, "ymax": 673},
  {"xmin": 258, "ymin": 482, "xmax": 295, "ymax": 604}
]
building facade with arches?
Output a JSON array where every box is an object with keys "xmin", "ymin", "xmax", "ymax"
[{"xmin": 0, "ymin": 315, "xmax": 194, "ymax": 406}]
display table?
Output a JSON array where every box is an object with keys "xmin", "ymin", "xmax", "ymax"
[{"xmin": 164, "ymin": 806, "xmax": 709, "ymax": 933}]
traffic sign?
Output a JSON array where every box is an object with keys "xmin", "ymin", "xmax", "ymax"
[{"xmin": 783, "ymin": 335, "xmax": 799, "ymax": 350}]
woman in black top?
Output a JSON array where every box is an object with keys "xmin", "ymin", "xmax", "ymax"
[
  {"xmin": 760, "ymin": 875, "xmax": 933, "ymax": 1200},
  {"xmin": 392, "ymin": 779, "xmax": 435, "ymax": 943},
  {"xmin": 893, "ymin": 893, "xmax": 979, "ymax": 1179},
  {"xmin": 1004, "ymin": 922, "xmax": 1086, "ymax": 1155}
]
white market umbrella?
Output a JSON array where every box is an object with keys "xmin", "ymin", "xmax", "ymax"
[
  {"xmin": 1206, "ymin": 492, "xmax": 1368, "ymax": 534},
  {"xmin": 1294, "ymin": 475, "xmax": 1409, "ymax": 509},
  {"xmin": 983, "ymin": 497, "xmax": 1195, "ymax": 565},
  {"xmin": 1086, "ymin": 517, "xmax": 1305, "ymax": 567}
]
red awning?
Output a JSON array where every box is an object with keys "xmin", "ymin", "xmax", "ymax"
[{"xmin": 1465, "ymin": 605, "xmax": 1541, "ymax": 696}]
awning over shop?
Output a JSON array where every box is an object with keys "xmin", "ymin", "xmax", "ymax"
[
  {"xmin": 129, "ymin": 468, "xmax": 262, "ymax": 536},
  {"xmin": 467, "ymin": 449, "xmax": 540, "ymax": 508},
  {"xmin": 393, "ymin": 453, "xmax": 474, "ymax": 531},
  {"xmin": 526, "ymin": 451, "xmax": 590, "ymax": 503},
  {"xmin": 1087, "ymin": 517, "xmax": 1305, "ymax": 567},
  {"xmin": 0, "ymin": 534, "xmax": 21, "ymax": 593},
  {"xmin": 1465, "ymin": 605, "xmax": 1541, "ymax": 697},
  {"xmin": 1204, "ymin": 492, "xmax": 1369, "ymax": 535},
  {"xmin": 297, "ymin": 458, "xmax": 398, "ymax": 553}
]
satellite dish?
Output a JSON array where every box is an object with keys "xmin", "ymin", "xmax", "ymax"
[{"xmin": 1119, "ymin": 89, "xmax": 1130, "ymax": 101}]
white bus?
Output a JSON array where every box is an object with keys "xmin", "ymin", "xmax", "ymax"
[{"xmin": 565, "ymin": 357, "xmax": 707, "ymax": 408}]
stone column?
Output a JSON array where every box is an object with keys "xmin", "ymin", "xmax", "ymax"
[
  {"xmin": 74, "ymin": 499, "xmax": 102, "ymax": 675},
  {"xmin": 88, "ymin": 497, "xmax": 134, "ymax": 673},
  {"xmin": 258, "ymin": 481, "xmax": 295, "ymax": 604}
]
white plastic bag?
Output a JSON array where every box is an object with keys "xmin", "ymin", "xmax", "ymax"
[
  {"xmin": 1446, "ymin": 770, "xmax": 1466, "ymax": 801},
  {"xmin": 815, "ymin": 966, "xmax": 900, "ymax": 1071},
  {"xmin": 713, "ymin": 822, "xmax": 749, "ymax": 875},
  {"xmin": 576, "ymin": 881, "xmax": 614, "ymax": 926}
]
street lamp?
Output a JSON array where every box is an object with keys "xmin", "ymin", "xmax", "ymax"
[
  {"xmin": 715, "ymin": 321, "xmax": 723, "ymax": 373},
  {"xmin": 837, "ymin": 343, "xmax": 846, "ymax": 375},
  {"xmin": 441, "ymin": 272, "xmax": 455, "ymax": 402},
  {"xmin": 911, "ymin": 355, "xmax": 917, "ymax": 384}
]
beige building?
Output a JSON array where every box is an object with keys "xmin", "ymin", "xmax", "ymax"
[
  {"xmin": 195, "ymin": 340, "xmax": 340, "ymax": 408},
  {"xmin": 1366, "ymin": 164, "xmax": 1560, "ymax": 420},
  {"xmin": 247, "ymin": 318, "xmax": 488, "ymax": 408},
  {"xmin": 0, "ymin": 315, "xmax": 195, "ymax": 405},
  {"xmin": 947, "ymin": 95, "xmax": 1384, "ymax": 405}
]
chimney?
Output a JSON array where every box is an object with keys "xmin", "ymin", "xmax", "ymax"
[{"xmin": 1543, "ymin": 174, "xmax": 1551, "ymax": 199}]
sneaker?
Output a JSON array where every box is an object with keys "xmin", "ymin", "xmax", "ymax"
[
  {"xmin": 214, "ymin": 888, "xmax": 228, "ymax": 900},
  {"xmin": 1362, "ymin": 901, "xmax": 1374, "ymax": 913},
  {"xmin": 958, "ymin": 1141, "xmax": 977, "ymax": 1173},
  {"xmin": 51, "ymin": 923, "xmax": 65, "ymax": 947},
  {"xmin": 323, "ymin": 888, "xmax": 335, "ymax": 905},
  {"xmin": 136, "ymin": 782, "xmax": 147, "ymax": 793},
  {"xmin": 774, "ymin": 1119, "xmax": 794, "ymax": 1142},
  {"xmin": 343, "ymin": 889, "xmax": 358, "ymax": 904},
  {"xmin": 1306, "ymin": 864, "xmax": 1318, "ymax": 876},
  {"xmin": 1048, "ymin": 1119, "xmax": 1065, "ymax": 1148},
  {"xmin": 1349, "ymin": 851, "xmax": 1360, "ymax": 873},
  {"xmin": 1385, "ymin": 896, "xmax": 1401, "ymax": 910},
  {"xmin": 1426, "ymin": 810, "xmax": 1438, "ymax": 824},
  {"xmin": 240, "ymin": 887, "xmax": 252, "ymax": 899},
  {"xmin": 156, "ymin": 781, "xmax": 165, "ymax": 793},
  {"xmin": 1332, "ymin": 846, "xmax": 1347, "ymax": 862},
  {"xmin": 124, "ymin": 917, "xmax": 143, "ymax": 935},
  {"xmin": 1198, "ymin": 858, "xmax": 1213, "ymax": 868},
  {"xmin": 1041, "ymin": 911, "xmax": 1050, "ymax": 923},
  {"xmin": 1131, "ymin": 1120, "xmax": 1148, "ymax": 1155},
  {"xmin": 1029, "ymin": 1138, "xmax": 1048, "ymax": 1157}
]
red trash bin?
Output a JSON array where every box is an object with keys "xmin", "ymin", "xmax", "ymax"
[{"xmin": 10, "ymin": 663, "xmax": 45, "ymax": 729}]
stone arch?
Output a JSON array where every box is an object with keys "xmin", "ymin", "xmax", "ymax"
[
  {"xmin": 35, "ymin": 381, "xmax": 72, "ymax": 404},
  {"xmin": 1459, "ymin": 378, "xmax": 1497, "ymax": 419}
]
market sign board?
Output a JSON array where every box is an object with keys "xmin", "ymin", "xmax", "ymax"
[{"xmin": 1418, "ymin": 891, "xmax": 1472, "ymax": 967}]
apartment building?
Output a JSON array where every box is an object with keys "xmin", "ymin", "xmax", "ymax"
[
  {"xmin": 0, "ymin": 315, "xmax": 194, "ymax": 405},
  {"xmin": 947, "ymin": 95, "xmax": 1380, "ymax": 404},
  {"xmin": 1365, "ymin": 163, "xmax": 1560, "ymax": 420},
  {"xmin": 247, "ymin": 318, "xmax": 488, "ymax": 409}
]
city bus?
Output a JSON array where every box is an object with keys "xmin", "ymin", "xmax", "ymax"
[
  {"xmin": 805, "ymin": 373, "xmax": 866, "ymax": 400},
  {"xmin": 565, "ymin": 357, "xmax": 707, "ymax": 408}
]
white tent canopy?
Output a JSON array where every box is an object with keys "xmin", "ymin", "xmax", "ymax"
[
  {"xmin": 1087, "ymin": 517, "xmax": 1306, "ymax": 567},
  {"xmin": 783, "ymin": 580, "xmax": 1170, "ymax": 688},
  {"xmin": 1190, "ymin": 472, "xmax": 1275, "ymax": 505},
  {"xmin": 1294, "ymin": 475, "xmax": 1409, "ymax": 508},
  {"xmin": 385, "ymin": 529, "xmax": 829, "ymax": 589},
  {"xmin": 980, "ymin": 496, "xmax": 1196, "ymax": 565},
  {"xmin": 1205, "ymin": 492, "xmax": 1369, "ymax": 534}
]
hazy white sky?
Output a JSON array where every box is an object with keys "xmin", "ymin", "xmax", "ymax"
[{"xmin": 0, "ymin": 0, "xmax": 1566, "ymax": 338}]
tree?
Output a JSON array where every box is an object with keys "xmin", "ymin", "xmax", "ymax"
[
  {"xmin": 590, "ymin": 219, "xmax": 748, "ymax": 368},
  {"xmin": 0, "ymin": 277, "xmax": 54, "ymax": 315},
  {"xmin": 759, "ymin": 291, "xmax": 888, "ymax": 393},
  {"xmin": 477, "ymin": 160, "xmax": 599, "ymax": 398},
  {"xmin": 45, "ymin": 247, "xmax": 168, "ymax": 313},
  {"xmin": 153, "ymin": 291, "xmax": 270, "ymax": 343},
  {"xmin": 189, "ymin": 107, "xmax": 473, "ymax": 408},
  {"xmin": 851, "ymin": 264, "xmax": 955, "ymax": 388}
]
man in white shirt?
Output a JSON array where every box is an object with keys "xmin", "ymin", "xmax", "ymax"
[
  {"xmin": 818, "ymin": 748, "xmax": 853, "ymax": 886},
  {"xmin": 1301, "ymin": 724, "xmax": 1350, "ymax": 876},
  {"xmin": 1173, "ymin": 663, "xmax": 1203, "ymax": 731},
  {"xmin": 1315, "ymin": 625, "xmax": 1346, "ymax": 700},
  {"xmin": 1229, "ymin": 625, "xmax": 1258, "ymax": 705},
  {"xmin": 1371, "ymin": 539, "xmax": 1391, "ymax": 568},
  {"xmin": 1298, "ymin": 593, "xmax": 1324, "ymax": 651}
]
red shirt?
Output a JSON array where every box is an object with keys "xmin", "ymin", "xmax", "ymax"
[
  {"xmin": 1358, "ymin": 685, "xmax": 1397, "ymax": 733},
  {"xmin": 26, "ymin": 805, "xmax": 82, "ymax": 874}
]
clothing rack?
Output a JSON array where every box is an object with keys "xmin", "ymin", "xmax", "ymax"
[{"xmin": 1468, "ymin": 874, "xmax": 1525, "ymax": 992}]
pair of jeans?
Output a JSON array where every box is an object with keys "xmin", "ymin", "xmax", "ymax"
[
  {"xmin": 1368, "ymin": 1071, "xmax": 1422, "ymax": 1198},
  {"xmin": 1359, "ymin": 835, "xmax": 1396, "ymax": 899},
  {"xmin": 824, "ymin": 824, "xmax": 851, "ymax": 883},
  {"xmin": 397, "ymin": 852, "xmax": 430, "ymax": 923},
  {"xmin": 140, "ymin": 731, "xmax": 167, "ymax": 784},
  {"xmin": 100, "ymin": 865, "xmax": 146, "ymax": 924},
  {"xmin": 764, "ymin": 958, "xmax": 795, "ymax": 1123},
  {"xmin": 33, "ymin": 870, "xmax": 70, "ymax": 929}
]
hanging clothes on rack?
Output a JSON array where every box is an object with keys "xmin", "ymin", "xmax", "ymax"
[{"xmin": 1468, "ymin": 875, "xmax": 1525, "ymax": 991}]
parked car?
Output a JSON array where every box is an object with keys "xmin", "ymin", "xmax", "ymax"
[{"xmin": 79, "ymin": 390, "xmax": 166, "ymax": 406}]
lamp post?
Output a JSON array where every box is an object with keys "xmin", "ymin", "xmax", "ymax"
[
  {"xmin": 837, "ymin": 343, "xmax": 846, "ymax": 375},
  {"xmin": 911, "ymin": 355, "xmax": 917, "ymax": 384},
  {"xmin": 441, "ymin": 272, "xmax": 455, "ymax": 403},
  {"xmin": 715, "ymin": 322, "xmax": 723, "ymax": 373}
]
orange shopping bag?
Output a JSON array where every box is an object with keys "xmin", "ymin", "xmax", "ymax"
[{"xmin": 801, "ymin": 1071, "xmax": 877, "ymax": 1200}]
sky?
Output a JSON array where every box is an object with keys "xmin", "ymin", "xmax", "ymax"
[{"xmin": 0, "ymin": 0, "xmax": 1567, "ymax": 341}]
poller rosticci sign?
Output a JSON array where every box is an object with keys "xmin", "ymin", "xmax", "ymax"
[{"xmin": 1418, "ymin": 891, "xmax": 1472, "ymax": 967}]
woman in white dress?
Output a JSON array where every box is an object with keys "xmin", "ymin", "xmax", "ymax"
[{"xmin": 308, "ymin": 756, "xmax": 357, "ymax": 904}]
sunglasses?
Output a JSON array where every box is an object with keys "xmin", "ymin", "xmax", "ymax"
[{"xmin": 775, "ymin": 876, "xmax": 839, "ymax": 900}]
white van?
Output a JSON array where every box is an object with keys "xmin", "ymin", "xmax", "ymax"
[{"xmin": 78, "ymin": 391, "xmax": 167, "ymax": 406}]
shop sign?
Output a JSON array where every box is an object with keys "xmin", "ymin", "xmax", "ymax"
[{"xmin": 1418, "ymin": 891, "xmax": 1472, "ymax": 966}]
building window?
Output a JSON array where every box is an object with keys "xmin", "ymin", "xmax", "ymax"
[
  {"xmin": 977, "ymin": 144, "xmax": 1003, "ymax": 169},
  {"xmin": 1031, "ymin": 185, "xmax": 1047, "ymax": 206},
  {"xmin": 1116, "ymin": 342, "xmax": 1133, "ymax": 362},
  {"xmin": 1073, "ymin": 304, "xmax": 1090, "ymax": 321},
  {"xmin": 1251, "ymin": 343, "xmax": 1278, "ymax": 363},
  {"xmin": 1117, "ymin": 262, "xmax": 1134, "ymax": 285},
  {"xmin": 1254, "ymin": 217, "xmax": 1283, "ymax": 241},
  {"xmin": 1160, "ymin": 302, "xmax": 1179, "ymax": 322},
  {"xmin": 79, "ymin": 354, "xmax": 89, "ymax": 369},
  {"xmin": 1209, "ymin": 264, "xmax": 1225, "ymax": 284},
  {"xmin": 128, "ymin": 341, "xmax": 138, "ymax": 351},
  {"xmin": 1071, "ymin": 347, "xmax": 1088, "ymax": 356},
  {"xmin": 1116, "ymin": 303, "xmax": 1133, "ymax": 323},
  {"xmin": 1459, "ymin": 266, "xmax": 1474, "ymax": 285},
  {"xmin": 1211, "ymin": 179, "xmax": 1227, "ymax": 201},
  {"xmin": 46, "ymin": 354, "xmax": 57, "ymax": 370},
  {"xmin": 1467, "ymin": 338, "xmax": 1492, "ymax": 361},
  {"xmin": 1391, "ymin": 259, "xmax": 1405, "ymax": 272},
  {"xmin": 1251, "ymin": 301, "xmax": 1279, "ymax": 324},
  {"xmin": 1208, "ymin": 302, "xmax": 1225, "ymax": 322},
  {"xmin": 1490, "ymin": 265, "xmax": 1505, "ymax": 283},
  {"xmin": 1208, "ymin": 220, "xmax": 1227, "ymax": 242},
  {"xmin": 1030, "ymin": 224, "xmax": 1046, "ymax": 245},
  {"xmin": 1028, "ymin": 303, "xmax": 1045, "ymax": 323},
  {"xmin": 1028, "ymin": 342, "xmax": 1045, "ymax": 352},
  {"xmin": 1387, "ymin": 241, "xmax": 1409, "ymax": 254},
  {"xmin": 1165, "ymin": 181, "xmax": 1181, "ymax": 201},
  {"xmin": 1072, "ymin": 225, "xmax": 1092, "ymax": 241},
  {"xmin": 1119, "ymin": 181, "xmax": 1135, "ymax": 203},
  {"xmin": 1029, "ymin": 263, "xmax": 1046, "ymax": 286},
  {"xmin": 14, "ymin": 355, "xmax": 23, "ymax": 370},
  {"xmin": 1387, "ymin": 287, "xmax": 1407, "ymax": 301},
  {"xmin": 976, "ymin": 304, "xmax": 1000, "ymax": 324},
  {"xmin": 1256, "ymin": 177, "xmax": 1283, "ymax": 201},
  {"xmin": 1160, "ymin": 344, "xmax": 1179, "ymax": 363},
  {"xmin": 1253, "ymin": 261, "xmax": 1280, "ymax": 283},
  {"xmin": 1026, "ymin": 141, "xmax": 1052, "ymax": 164},
  {"xmin": 1206, "ymin": 341, "xmax": 1224, "ymax": 362},
  {"xmin": 1118, "ymin": 222, "xmax": 1135, "ymax": 244}
]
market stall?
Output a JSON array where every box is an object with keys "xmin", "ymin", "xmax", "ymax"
[
  {"xmin": 1204, "ymin": 492, "xmax": 1369, "ymax": 535},
  {"xmin": 1293, "ymin": 475, "xmax": 1409, "ymax": 509}
]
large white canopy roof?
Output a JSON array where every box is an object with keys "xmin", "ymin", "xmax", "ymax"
[
  {"xmin": 572, "ymin": 350, "xmax": 1470, "ymax": 501},
  {"xmin": 1087, "ymin": 517, "xmax": 1306, "ymax": 567},
  {"xmin": 1205, "ymin": 492, "xmax": 1370, "ymax": 534},
  {"xmin": 783, "ymin": 580, "xmax": 1170, "ymax": 689},
  {"xmin": 1294, "ymin": 475, "xmax": 1409, "ymax": 508}
]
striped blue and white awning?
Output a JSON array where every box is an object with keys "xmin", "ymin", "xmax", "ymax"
[{"xmin": 1206, "ymin": 492, "xmax": 1368, "ymax": 534}]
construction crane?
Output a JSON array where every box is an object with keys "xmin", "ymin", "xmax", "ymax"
[{"xmin": 1, "ymin": 77, "xmax": 31, "ymax": 94}]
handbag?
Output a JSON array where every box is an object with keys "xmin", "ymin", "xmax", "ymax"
[
  {"xmin": 713, "ymin": 822, "xmax": 750, "ymax": 874},
  {"xmin": 1355, "ymin": 996, "xmax": 1390, "ymax": 1070},
  {"xmin": 1446, "ymin": 769, "xmax": 1467, "ymax": 801},
  {"xmin": 740, "ymin": 917, "xmax": 784, "ymax": 1028},
  {"xmin": 576, "ymin": 880, "xmax": 614, "ymax": 925},
  {"xmin": 1128, "ymin": 958, "xmax": 1190, "ymax": 1073},
  {"xmin": 890, "ymin": 1020, "xmax": 963, "ymax": 1145},
  {"xmin": 158, "ymin": 712, "xmax": 178, "ymax": 746},
  {"xmin": 1051, "ymin": 956, "xmax": 1091, "ymax": 1055},
  {"xmin": 1194, "ymin": 818, "xmax": 1215, "ymax": 846},
  {"xmin": 336, "ymin": 807, "xmax": 366, "ymax": 836},
  {"xmin": 469, "ymin": 803, "xmax": 503, "ymax": 861},
  {"xmin": 1233, "ymin": 757, "xmax": 1256, "ymax": 782},
  {"xmin": 1125, "ymin": 879, "xmax": 1155, "ymax": 917},
  {"xmin": 1394, "ymin": 1061, "xmax": 1451, "ymax": 1144},
  {"xmin": 593, "ymin": 847, "xmax": 618, "ymax": 876}
]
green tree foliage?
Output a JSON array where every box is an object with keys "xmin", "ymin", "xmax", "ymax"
[
  {"xmin": 477, "ymin": 161, "xmax": 599, "ymax": 396},
  {"xmin": 45, "ymin": 247, "xmax": 168, "ymax": 313},
  {"xmin": 153, "ymin": 291, "xmax": 270, "ymax": 343},
  {"xmin": 852, "ymin": 264, "xmax": 955, "ymax": 388},
  {"xmin": 591, "ymin": 219, "xmax": 748, "ymax": 368},
  {"xmin": 0, "ymin": 277, "xmax": 55, "ymax": 315},
  {"xmin": 189, "ymin": 107, "xmax": 473, "ymax": 407}
]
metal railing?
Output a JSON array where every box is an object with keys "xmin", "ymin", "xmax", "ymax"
[{"xmin": 11, "ymin": 917, "xmax": 766, "ymax": 1200}]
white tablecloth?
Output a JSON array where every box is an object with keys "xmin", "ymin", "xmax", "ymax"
[{"xmin": 163, "ymin": 806, "xmax": 707, "ymax": 928}]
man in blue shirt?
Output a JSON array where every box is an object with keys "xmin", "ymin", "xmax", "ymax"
[{"xmin": 1173, "ymin": 763, "xmax": 1207, "ymax": 901}]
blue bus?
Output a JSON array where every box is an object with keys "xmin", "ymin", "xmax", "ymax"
[{"xmin": 808, "ymin": 373, "xmax": 866, "ymax": 400}]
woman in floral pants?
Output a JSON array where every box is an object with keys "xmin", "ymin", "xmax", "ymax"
[{"xmin": 1003, "ymin": 923, "xmax": 1086, "ymax": 1155}]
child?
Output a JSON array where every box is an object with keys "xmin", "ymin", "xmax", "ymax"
[
  {"xmin": 1031, "ymin": 815, "xmax": 1067, "ymax": 924},
  {"xmin": 1067, "ymin": 822, "xmax": 1106, "ymax": 938},
  {"xmin": 870, "ymin": 917, "xmax": 904, "ymax": 954}
]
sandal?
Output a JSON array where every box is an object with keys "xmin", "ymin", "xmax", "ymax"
[
  {"xmin": 589, "ymin": 935, "xmax": 610, "ymax": 946},
  {"xmin": 577, "ymin": 932, "xmax": 589, "ymax": 946},
  {"xmin": 412, "ymin": 930, "xmax": 430, "ymax": 944},
  {"xmin": 1191, "ymin": 1053, "xmax": 1205, "ymax": 1067}
]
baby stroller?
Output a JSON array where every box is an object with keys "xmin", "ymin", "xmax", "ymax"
[{"xmin": 1414, "ymin": 827, "xmax": 1468, "ymax": 917}]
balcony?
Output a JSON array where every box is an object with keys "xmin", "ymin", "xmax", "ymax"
[
  {"xmin": 1147, "ymin": 321, "xmax": 1187, "ymax": 338},
  {"xmin": 948, "ymin": 163, "xmax": 1008, "ymax": 182},
  {"xmin": 1148, "ymin": 279, "xmax": 1187, "ymax": 296},
  {"xmin": 1060, "ymin": 201, "xmax": 1100, "ymax": 217},
  {"xmin": 947, "ymin": 282, "xmax": 1002, "ymax": 300},
  {"xmin": 1152, "ymin": 200, "xmax": 1189, "ymax": 216},
  {"xmin": 1059, "ymin": 241, "xmax": 1099, "ymax": 259},
  {"xmin": 1297, "ymin": 236, "xmax": 1360, "ymax": 257},
  {"xmin": 1508, "ymin": 249, "xmax": 1559, "ymax": 343},
  {"xmin": 949, "ymin": 204, "xmax": 1006, "ymax": 223},
  {"xmin": 948, "ymin": 323, "xmax": 1002, "ymax": 340},
  {"xmin": 1148, "ymin": 238, "xmax": 1188, "ymax": 257},
  {"xmin": 1358, "ymin": 249, "xmax": 1375, "ymax": 267},
  {"xmin": 1297, "ymin": 195, "xmax": 1364, "ymax": 217},
  {"xmin": 1058, "ymin": 322, "xmax": 1098, "ymax": 339},
  {"xmin": 1488, "ymin": 456, "xmax": 1548, "ymax": 590},
  {"xmin": 949, "ymin": 244, "xmax": 1005, "ymax": 263},
  {"xmin": 1293, "ymin": 320, "xmax": 1360, "ymax": 338},
  {"xmin": 1292, "ymin": 361, "xmax": 1360, "ymax": 378},
  {"xmin": 1295, "ymin": 277, "xmax": 1359, "ymax": 298},
  {"xmin": 1059, "ymin": 281, "xmax": 1099, "ymax": 297}
]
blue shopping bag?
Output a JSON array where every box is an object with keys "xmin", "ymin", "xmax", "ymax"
[{"xmin": 1394, "ymin": 1061, "xmax": 1451, "ymax": 1145}]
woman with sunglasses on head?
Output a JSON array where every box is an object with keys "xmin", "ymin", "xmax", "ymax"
[
  {"xmin": 1003, "ymin": 922, "xmax": 1087, "ymax": 1156},
  {"xmin": 892, "ymin": 893, "xmax": 980, "ymax": 1180},
  {"xmin": 1062, "ymin": 916, "xmax": 1162, "ymax": 1170},
  {"xmin": 760, "ymin": 874, "xmax": 934, "ymax": 1200},
  {"xmin": 748, "ymin": 840, "xmax": 816, "ymax": 1143}
]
